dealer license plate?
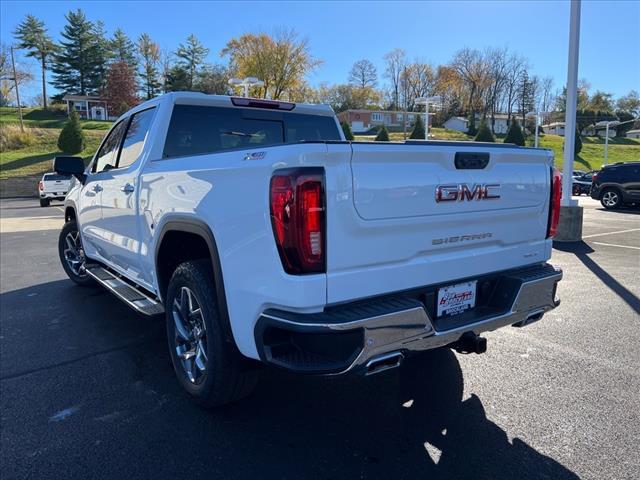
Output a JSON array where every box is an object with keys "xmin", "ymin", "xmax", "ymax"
[{"xmin": 437, "ymin": 281, "xmax": 477, "ymax": 317}]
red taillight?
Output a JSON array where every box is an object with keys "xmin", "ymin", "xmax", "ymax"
[
  {"xmin": 38, "ymin": 181, "xmax": 44, "ymax": 191},
  {"xmin": 270, "ymin": 169, "xmax": 325, "ymax": 274},
  {"xmin": 547, "ymin": 167, "xmax": 562, "ymax": 238},
  {"xmin": 591, "ymin": 172, "xmax": 598, "ymax": 183}
]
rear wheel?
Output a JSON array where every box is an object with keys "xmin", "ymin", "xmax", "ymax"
[
  {"xmin": 58, "ymin": 220, "xmax": 93, "ymax": 286},
  {"xmin": 166, "ymin": 260, "xmax": 258, "ymax": 407},
  {"xmin": 40, "ymin": 198, "xmax": 50, "ymax": 207},
  {"xmin": 600, "ymin": 188, "xmax": 621, "ymax": 209},
  {"xmin": 572, "ymin": 185, "xmax": 581, "ymax": 196}
]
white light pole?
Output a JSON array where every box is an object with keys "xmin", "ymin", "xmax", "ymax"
[
  {"xmin": 561, "ymin": 0, "xmax": 581, "ymax": 207},
  {"xmin": 415, "ymin": 96, "xmax": 442, "ymax": 140},
  {"xmin": 526, "ymin": 111, "xmax": 542, "ymax": 148},
  {"xmin": 228, "ymin": 77, "xmax": 265, "ymax": 97}
]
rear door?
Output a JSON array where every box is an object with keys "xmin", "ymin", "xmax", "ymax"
[
  {"xmin": 97, "ymin": 107, "xmax": 156, "ymax": 287},
  {"xmin": 325, "ymin": 142, "xmax": 553, "ymax": 303}
]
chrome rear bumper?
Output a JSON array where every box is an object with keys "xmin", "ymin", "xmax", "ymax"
[{"xmin": 255, "ymin": 263, "xmax": 562, "ymax": 375}]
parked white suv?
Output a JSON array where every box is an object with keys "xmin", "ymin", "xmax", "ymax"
[
  {"xmin": 38, "ymin": 172, "xmax": 72, "ymax": 207},
  {"xmin": 54, "ymin": 92, "xmax": 563, "ymax": 406}
]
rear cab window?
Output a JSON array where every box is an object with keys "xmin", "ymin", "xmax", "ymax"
[
  {"xmin": 163, "ymin": 105, "xmax": 340, "ymax": 158},
  {"xmin": 43, "ymin": 174, "xmax": 70, "ymax": 181}
]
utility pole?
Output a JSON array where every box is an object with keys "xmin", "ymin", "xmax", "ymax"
[{"xmin": 10, "ymin": 45, "xmax": 24, "ymax": 133}]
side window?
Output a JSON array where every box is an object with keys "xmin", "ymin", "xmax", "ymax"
[
  {"xmin": 93, "ymin": 121, "xmax": 127, "ymax": 173},
  {"xmin": 118, "ymin": 108, "xmax": 156, "ymax": 169}
]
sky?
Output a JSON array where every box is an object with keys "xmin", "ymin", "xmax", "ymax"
[{"xmin": 2, "ymin": 0, "xmax": 639, "ymax": 105}]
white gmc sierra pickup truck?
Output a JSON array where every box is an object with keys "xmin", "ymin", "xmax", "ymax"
[{"xmin": 54, "ymin": 92, "xmax": 563, "ymax": 406}]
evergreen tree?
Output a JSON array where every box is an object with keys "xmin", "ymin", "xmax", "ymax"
[
  {"xmin": 375, "ymin": 124, "xmax": 390, "ymax": 141},
  {"xmin": 195, "ymin": 64, "xmax": 230, "ymax": 94},
  {"xmin": 474, "ymin": 118, "xmax": 495, "ymax": 142},
  {"xmin": 175, "ymin": 34, "xmax": 209, "ymax": 90},
  {"xmin": 504, "ymin": 118, "xmax": 525, "ymax": 146},
  {"xmin": 467, "ymin": 113, "xmax": 477, "ymax": 136},
  {"xmin": 57, "ymin": 110, "xmax": 85, "ymax": 154},
  {"xmin": 165, "ymin": 65, "xmax": 191, "ymax": 92},
  {"xmin": 109, "ymin": 28, "xmax": 137, "ymax": 69},
  {"xmin": 13, "ymin": 14, "xmax": 57, "ymax": 109},
  {"xmin": 340, "ymin": 121, "xmax": 354, "ymax": 140},
  {"xmin": 410, "ymin": 114, "xmax": 425, "ymax": 139},
  {"xmin": 92, "ymin": 20, "xmax": 111, "ymax": 89},
  {"xmin": 138, "ymin": 33, "xmax": 161, "ymax": 99},
  {"xmin": 574, "ymin": 128, "xmax": 582, "ymax": 156},
  {"xmin": 51, "ymin": 9, "xmax": 104, "ymax": 95}
]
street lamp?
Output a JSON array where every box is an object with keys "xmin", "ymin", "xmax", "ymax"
[
  {"xmin": 228, "ymin": 76, "xmax": 265, "ymax": 98},
  {"xmin": 415, "ymin": 96, "xmax": 441, "ymax": 140}
]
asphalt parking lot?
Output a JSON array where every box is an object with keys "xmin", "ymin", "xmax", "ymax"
[{"xmin": 1, "ymin": 196, "xmax": 639, "ymax": 480}]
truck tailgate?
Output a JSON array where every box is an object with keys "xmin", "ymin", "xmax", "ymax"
[{"xmin": 325, "ymin": 142, "xmax": 554, "ymax": 304}]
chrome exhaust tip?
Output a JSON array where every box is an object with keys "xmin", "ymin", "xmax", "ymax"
[{"xmin": 365, "ymin": 351, "xmax": 404, "ymax": 376}]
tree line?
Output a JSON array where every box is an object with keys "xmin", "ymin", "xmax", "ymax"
[{"xmin": 4, "ymin": 8, "xmax": 639, "ymax": 132}]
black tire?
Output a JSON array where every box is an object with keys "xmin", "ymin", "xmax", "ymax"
[
  {"xmin": 572, "ymin": 185, "xmax": 581, "ymax": 196},
  {"xmin": 600, "ymin": 188, "xmax": 622, "ymax": 209},
  {"xmin": 166, "ymin": 260, "xmax": 258, "ymax": 407},
  {"xmin": 58, "ymin": 220, "xmax": 94, "ymax": 286},
  {"xmin": 40, "ymin": 198, "xmax": 50, "ymax": 207}
]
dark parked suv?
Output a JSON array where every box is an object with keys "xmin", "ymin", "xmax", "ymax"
[{"xmin": 590, "ymin": 162, "xmax": 640, "ymax": 209}]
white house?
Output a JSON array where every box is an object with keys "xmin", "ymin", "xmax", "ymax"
[
  {"xmin": 626, "ymin": 129, "xmax": 640, "ymax": 139},
  {"xmin": 542, "ymin": 122, "xmax": 565, "ymax": 136},
  {"xmin": 443, "ymin": 117, "xmax": 468, "ymax": 132},
  {"xmin": 592, "ymin": 120, "xmax": 619, "ymax": 138},
  {"xmin": 443, "ymin": 114, "xmax": 510, "ymax": 134}
]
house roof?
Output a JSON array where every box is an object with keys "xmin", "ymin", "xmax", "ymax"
[
  {"xmin": 594, "ymin": 120, "xmax": 620, "ymax": 128},
  {"xmin": 62, "ymin": 94, "xmax": 103, "ymax": 101},
  {"xmin": 341, "ymin": 109, "xmax": 428, "ymax": 116},
  {"xmin": 626, "ymin": 129, "xmax": 640, "ymax": 134},
  {"xmin": 542, "ymin": 122, "xmax": 565, "ymax": 127}
]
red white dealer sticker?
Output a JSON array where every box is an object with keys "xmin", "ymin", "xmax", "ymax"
[{"xmin": 437, "ymin": 281, "xmax": 477, "ymax": 317}]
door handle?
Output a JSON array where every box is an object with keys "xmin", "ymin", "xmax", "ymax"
[
  {"xmin": 92, "ymin": 184, "xmax": 103, "ymax": 193},
  {"xmin": 120, "ymin": 183, "xmax": 135, "ymax": 194}
]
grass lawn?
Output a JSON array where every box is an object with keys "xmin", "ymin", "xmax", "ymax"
[
  {"xmin": 0, "ymin": 128, "xmax": 103, "ymax": 181},
  {"xmin": 0, "ymin": 106, "xmax": 112, "ymax": 130},
  {"xmin": 355, "ymin": 130, "xmax": 640, "ymax": 172}
]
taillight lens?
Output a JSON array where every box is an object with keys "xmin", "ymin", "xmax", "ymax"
[
  {"xmin": 38, "ymin": 181, "xmax": 44, "ymax": 191},
  {"xmin": 270, "ymin": 168, "xmax": 325, "ymax": 274},
  {"xmin": 591, "ymin": 172, "xmax": 598, "ymax": 183},
  {"xmin": 547, "ymin": 167, "xmax": 562, "ymax": 238}
]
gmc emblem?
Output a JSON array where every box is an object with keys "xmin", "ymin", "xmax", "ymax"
[{"xmin": 435, "ymin": 183, "xmax": 501, "ymax": 202}]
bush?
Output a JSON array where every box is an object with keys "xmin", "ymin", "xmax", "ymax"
[
  {"xmin": 474, "ymin": 118, "xmax": 495, "ymax": 142},
  {"xmin": 0, "ymin": 124, "xmax": 36, "ymax": 151},
  {"xmin": 504, "ymin": 118, "xmax": 525, "ymax": 146},
  {"xmin": 374, "ymin": 125, "xmax": 390, "ymax": 142},
  {"xmin": 410, "ymin": 115, "xmax": 425, "ymax": 139},
  {"xmin": 57, "ymin": 110, "xmax": 85, "ymax": 154},
  {"xmin": 340, "ymin": 121, "xmax": 354, "ymax": 141}
]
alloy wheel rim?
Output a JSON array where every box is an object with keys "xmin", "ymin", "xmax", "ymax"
[
  {"xmin": 63, "ymin": 231, "xmax": 87, "ymax": 277},
  {"xmin": 603, "ymin": 191, "xmax": 618, "ymax": 206},
  {"xmin": 172, "ymin": 287, "xmax": 208, "ymax": 384}
]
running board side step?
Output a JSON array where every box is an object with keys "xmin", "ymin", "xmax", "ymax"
[{"xmin": 84, "ymin": 265, "xmax": 165, "ymax": 316}]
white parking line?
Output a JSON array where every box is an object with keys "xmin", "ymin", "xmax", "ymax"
[
  {"xmin": 582, "ymin": 228, "xmax": 640, "ymax": 239},
  {"xmin": 592, "ymin": 242, "xmax": 640, "ymax": 251}
]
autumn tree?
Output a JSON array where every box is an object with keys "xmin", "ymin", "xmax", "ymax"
[
  {"xmin": 138, "ymin": 33, "xmax": 161, "ymax": 99},
  {"xmin": 176, "ymin": 34, "xmax": 209, "ymax": 90},
  {"xmin": 383, "ymin": 48, "xmax": 406, "ymax": 110},
  {"xmin": 348, "ymin": 59, "xmax": 377, "ymax": 88},
  {"xmin": 13, "ymin": 14, "xmax": 57, "ymax": 109},
  {"xmin": 0, "ymin": 42, "xmax": 33, "ymax": 106},
  {"xmin": 222, "ymin": 29, "xmax": 320, "ymax": 100},
  {"xmin": 101, "ymin": 61, "xmax": 138, "ymax": 116}
]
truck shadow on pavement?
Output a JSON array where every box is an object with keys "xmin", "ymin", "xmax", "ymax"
[
  {"xmin": 0, "ymin": 280, "xmax": 579, "ymax": 480},
  {"xmin": 554, "ymin": 240, "xmax": 640, "ymax": 315}
]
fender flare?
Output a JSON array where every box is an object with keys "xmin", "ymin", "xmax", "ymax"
[{"xmin": 154, "ymin": 216, "xmax": 233, "ymax": 343}]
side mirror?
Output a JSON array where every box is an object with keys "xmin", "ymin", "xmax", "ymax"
[{"xmin": 53, "ymin": 156, "xmax": 86, "ymax": 183}]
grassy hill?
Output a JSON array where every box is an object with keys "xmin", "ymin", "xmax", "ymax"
[
  {"xmin": 355, "ymin": 129, "xmax": 640, "ymax": 171},
  {"xmin": 1, "ymin": 106, "xmax": 639, "ymax": 197}
]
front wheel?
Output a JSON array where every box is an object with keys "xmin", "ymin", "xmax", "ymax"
[
  {"xmin": 58, "ymin": 220, "xmax": 93, "ymax": 286},
  {"xmin": 600, "ymin": 188, "xmax": 622, "ymax": 209},
  {"xmin": 166, "ymin": 260, "xmax": 258, "ymax": 407}
]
